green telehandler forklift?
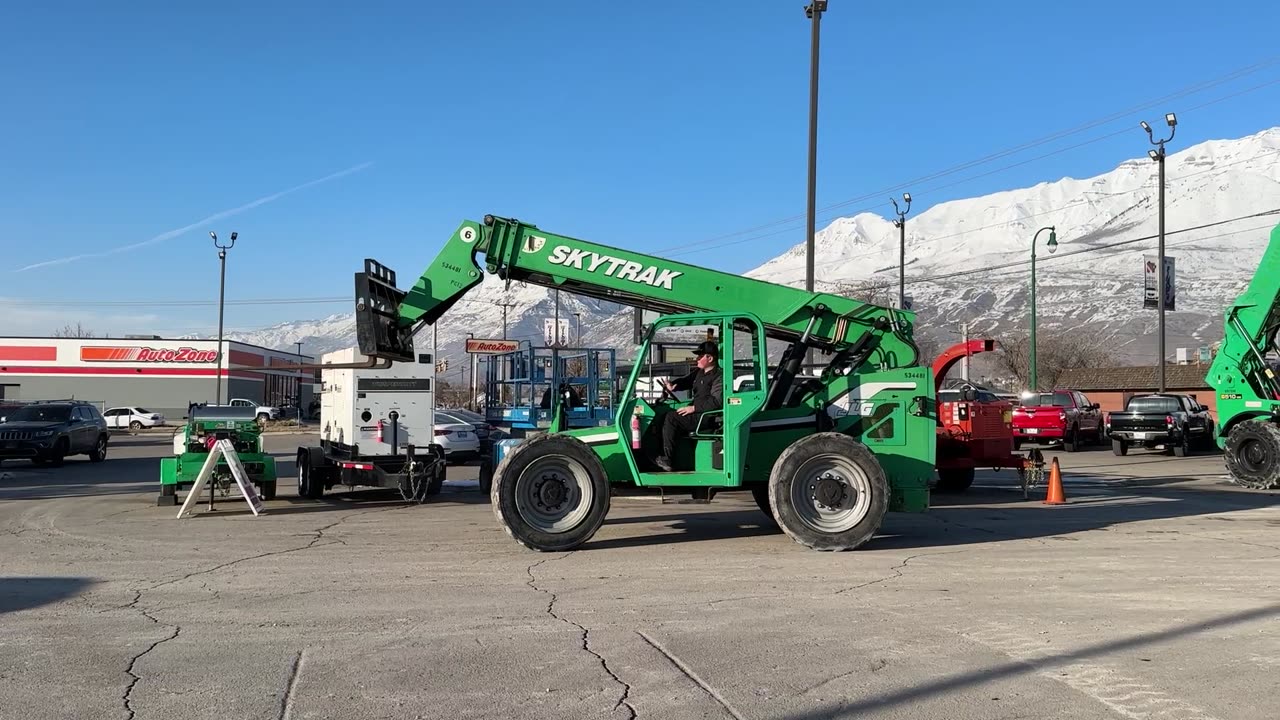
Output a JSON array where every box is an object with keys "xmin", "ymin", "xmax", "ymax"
[
  {"xmin": 351, "ymin": 214, "xmax": 937, "ymax": 551},
  {"xmin": 1206, "ymin": 220, "xmax": 1280, "ymax": 489}
]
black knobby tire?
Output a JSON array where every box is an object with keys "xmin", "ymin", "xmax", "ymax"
[
  {"xmin": 935, "ymin": 467, "xmax": 975, "ymax": 493},
  {"xmin": 89, "ymin": 434, "xmax": 108, "ymax": 463},
  {"xmin": 768, "ymin": 433, "xmax": 888, "ymax": 551},
  {"xmin": 297, "ymin": 450, "xmax": 324, "ymax": 499},
  {"xmin": 749, "ymin": 484, "xmax": 780, "ymax": 530},
  {"xmin": 259, "ymin": 481, "xmax": 277, "ymax": 501},
  {"xmin": 1112, "ymin": 438, "xmax": 1128, "ymax": 456},
  {"xmin": 1224, "ymin": 420, "xmax": 1280, "ymax": 490},
  {"xmin": 1172, "ymin": 432, "xmax": 1190, "ymax": 457},
  {"xmin": 491, "ymin": 433, "xmax": 611, "ymax": 552}
]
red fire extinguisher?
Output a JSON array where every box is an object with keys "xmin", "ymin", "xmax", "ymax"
[
  {"xmin": 376, "ymin": 419, "xmax": 385, "ymax": 443},
  {"xmin": 631, "ymin": 411, "xmax": 641, "ymax": 449}
]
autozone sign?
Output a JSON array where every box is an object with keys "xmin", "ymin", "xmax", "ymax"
[
  {"xmin": 465, "ymin": 338, "xmax": 520, "ymax": 354},
  {"xmin": 80, "ymin": 346, "xmax": 219, "ymax": 363}
]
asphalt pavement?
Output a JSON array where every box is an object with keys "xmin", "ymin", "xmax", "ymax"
[{"xmin": 1, "ymin": 431, "xmax": 1278, "ymax": 720}]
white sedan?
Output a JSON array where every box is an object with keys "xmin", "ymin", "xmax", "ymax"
[
  {"xmin": 435, "ymin": 414, "xmax": 480, "ymax": 461},
  {"xmin": 104, "ymin": 406, "xmax": 166, "ymax": 430}
]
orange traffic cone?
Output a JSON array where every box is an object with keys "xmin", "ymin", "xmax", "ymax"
[{"xmin": 1044, "ymin": 457, "xmax": 1066, "ymax": 505}]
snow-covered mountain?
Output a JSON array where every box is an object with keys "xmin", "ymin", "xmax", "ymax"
[{"xmin": 211, "ymin": 126, "xmax": 1280, "ymax": 377}]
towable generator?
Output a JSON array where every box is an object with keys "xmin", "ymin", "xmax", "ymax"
[
  {"xmin": 1206, "ymin": 220, "xmax": 1280, "ymax": 489},
  {"xmin": 351, "ymin": 215, "xmax": 936, "ymax": 551}
]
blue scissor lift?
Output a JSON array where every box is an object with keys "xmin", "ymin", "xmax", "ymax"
[
  {"xmin": 477, "ymin": 344, "xmax": 618, "ymax": 493},
  {"xmin": 482, "ymin": 345, "xmax": 617, "ymax": 432}
]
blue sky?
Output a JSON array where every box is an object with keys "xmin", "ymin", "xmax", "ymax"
[{"xmin": 2, "ymin": 1, "xmax": 1278, "ymax": 339}]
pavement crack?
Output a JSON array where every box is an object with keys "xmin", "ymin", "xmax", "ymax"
[
  {"xmin": 121, "ymin": 606, "xmax": 181, "ymax": 720},
  {"xmin": 527, "ymin": 554, "xmax": 636, "ymax": 719},
  {"xmin": 277, "ymin": 649, "xmax": 306, "ymax": 720},
  {"xmin": 147, "ymin": 506, "xmax": 399, "ymax": 592},
  {"xmin": 637, "ymin": 630, "xmax": 744, "ymax": 720},
  {"xmin": 834, "ymin": 550, "xmax": 963, "ymax": 595}
]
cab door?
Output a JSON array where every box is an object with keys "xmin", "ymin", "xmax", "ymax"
[{"xmin": 720, "ymin": 315, "xmax": 768, "ymax": 486}]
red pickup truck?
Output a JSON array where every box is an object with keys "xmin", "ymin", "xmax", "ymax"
[{"xmin": 1011, "ymin": 390, "xmax": 1106, "ymax": 452}]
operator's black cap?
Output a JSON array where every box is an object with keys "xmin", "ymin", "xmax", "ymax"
[{"xmin": 694, "ymin": 340, "xmax": 719, "ymax": 359}]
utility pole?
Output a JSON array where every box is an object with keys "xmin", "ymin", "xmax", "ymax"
[
  {"xmin": 803, "ymin": 0, "xmax": 826, "ymax": 371},
  {"xmin": 498, "ymin": 299, "xmax": 516, "ymax": 340},
  {"xmin": 891, "ymin": 193, "xmax": 912, "ymax": 310},
  {"xmin": 1142, "ymin": 112, "xmax": 1177, "ymax": 393},
  {"xmin": 209, "ymin": 230, "xmax": 236, "ymax": 405},
  {"xmin": 574, "ymin": 312, "xmax": 581, "ymax": 346},
  {"xmin": 961, "ymin": 322, "xmax": 970, "ymax": 381},
  {"xmin": 554, "ymin": 289, "xmax": 561, "ymax": 347},
  {"xmin": 294, "ymin": 340, "xmax": 304, "ymax": 423}
]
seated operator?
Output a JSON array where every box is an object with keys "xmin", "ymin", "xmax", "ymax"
[{"xmin": 653, "ymin": 341, "xmax": 723, "ymax": 472}]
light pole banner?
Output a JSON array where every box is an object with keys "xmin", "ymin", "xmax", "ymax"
[
  {"xmin": 1143, "ymin": 255, "xmax": 1176, "ymax": 311},
  {"xmin": 543, "ymin": 318, "xmax": 570, "ymax": 347}
]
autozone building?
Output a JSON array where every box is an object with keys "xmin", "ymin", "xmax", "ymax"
[{"xmin": 0, "ymin": 336, "xmax": 315, "ymax": 419}]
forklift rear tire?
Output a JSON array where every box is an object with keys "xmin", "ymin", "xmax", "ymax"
[
  {"xmin": 1223, "ymin": 420, "xmax": 1280, "ymax": 490},
  {"xmin": 1112, "ymin": 438, "xmax": 1128, "ymax": 456},
  {"xmin": 492, "ymin": 434, "xmax": 610, "ymax": 552},
  {"xmin": 768, "ymin": 433, "xmax": 888, "ymax": 551}
]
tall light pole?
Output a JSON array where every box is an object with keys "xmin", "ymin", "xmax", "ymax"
[
  {"xmin": 1029, "ymin": 226, "xmax": 1058, "ymax": 394},
  {"xmin": 803, "ymin": 0, "xmax": 827, "ymax": 371},
  {"xmin": 892, "ymin": 192, "xmax": 912, "ymax": 309},
  {"xmin": 573, "ymin": 312, "xmax": 581, "ymax": 346},
  {"xmin": 209, "ymin": 230, "xmax": 236, "ymax": 405},
  {"xmin": 1142, "ymin": 112, "xmax": 1176, "ymax": 393},
  {"xmin": 295, "ymin": 341, "xmax": 304, "ymax": 423}
]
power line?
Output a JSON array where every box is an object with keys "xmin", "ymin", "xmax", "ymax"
[
  {"xmin": 661, "ymin": 69, "xmax": 1280, "ymax": 260},
  {"xmin": 857, "ymin": 208, "xmax": 1280, "ymax": 292}
]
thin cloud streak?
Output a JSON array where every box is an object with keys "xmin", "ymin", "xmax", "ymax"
[{"xmin": 13, "ymin": 161, "xmax": 374, "ymax": 273}]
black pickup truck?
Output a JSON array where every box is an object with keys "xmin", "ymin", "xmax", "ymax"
[{"xmin": 1106, "ymin": 393, "xmax": 1216, "ymax": 456}]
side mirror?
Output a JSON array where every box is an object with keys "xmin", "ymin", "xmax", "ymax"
[
  {"xmin": 1091, "ymin": 403, "xmax": 1100, "ymax": 410},
  {"xmin": 962, "ymin": 388, "xmax": 978, "ymax": 402}
]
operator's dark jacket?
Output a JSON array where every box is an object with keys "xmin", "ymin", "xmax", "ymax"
[{"xmin": 671, "ymin": 367, "xmax": 723, "ymax": 416}]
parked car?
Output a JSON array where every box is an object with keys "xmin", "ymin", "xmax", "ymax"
[
  {"xmin": 0, "ymin": 400, "xmax": 110, "ymax": 466},
  {"xmin": 438, "ymin": 409, "xmax": 509, "ymax": 450},
  {"xmin": 103, "ymin": 406, "xmax": 166, "ymax": 431},
  {"xmin": 1011, "ymin": 390, "xmax": 1105, "ymax": 452},
  {"xmin": 434, "ymin": 412, "xmax": 480, "ymax": 462},
  {"xmin": 1106, "ymin": 393, "xmax": 1215, "ymax": 456},
  {"xmin": 227, "ymin": 398, "xmax": 282, "ymax": 424}
]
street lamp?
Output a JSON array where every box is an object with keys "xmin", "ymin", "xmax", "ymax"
[
  {"xmin": 803, "ymin": 0, "xmax": 827, "ymax": 372},
  {"xmin": 1142, "ymin": 112, "xmax": 1176, "ymax": 392},
  {"xmin": 209, "ymin": 230, "xmax": 236, "ymax": 405},
  {"xmin": 803, "ymin": 0, "xmax": 827, "ymax": 298},
  {"xmin": 295, "ymin": 341, "xmax": 304, "ymax": 423},
  {"xmin": 1029, "ymin": 225, "xmax": 1058, "ymax": 393},
  {"xmin": 892, "ymin": 192, "xmax": 912, "ymax": 309}
]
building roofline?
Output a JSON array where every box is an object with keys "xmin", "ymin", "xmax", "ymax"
[{"xmin": 0, "ymin": 335, "xmax": 313, "ymax": 359}]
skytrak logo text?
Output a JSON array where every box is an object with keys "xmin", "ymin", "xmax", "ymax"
[
  {"xmin": 80, "ymin": 346, "xmax": 219, "ymax": 363},
  {"xmin": 546, "ymin": 244, "xmax": 682, "ymax": 290}
]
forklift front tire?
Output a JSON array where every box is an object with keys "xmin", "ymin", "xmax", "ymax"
[
  {"xmin": 492, "ymin": 434, "xmax": 610, "ymax": 552},
  {"xmin": 1223, "ymin": 419, "xmax": 1280, "ymax": 490},
  {"xmin": 768, "ymin": 433, "xmax": 888, "ymax": 552}
]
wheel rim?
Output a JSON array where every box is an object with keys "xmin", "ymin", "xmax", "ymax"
[
  {"xmin": 790, "ymin": 453, "xmax": 872, "ymax": 533},
  {"xmin": 96, "ymin": 437, "xmax": 106, "ymax": 456},
  {"xmin": 1239, "ymin": 438, "xmax": 1270, "ymax": 473},
  {"xmin": 298, "ymin": 460, "xmax": 308, "ymax": 492},
  {"xmin": 513, "ymin": 456, "xmax": 594, "ymax": 534}
]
